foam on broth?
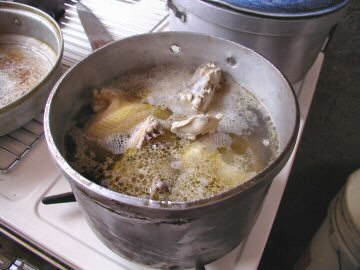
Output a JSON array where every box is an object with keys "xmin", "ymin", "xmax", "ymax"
[
  {"xmin": 64, "ymin": 64, "xmax": 279, "ymax": 202},
  {"xmin": 0, "ymin": 34, "xmax": 55, "ymax": 109}
]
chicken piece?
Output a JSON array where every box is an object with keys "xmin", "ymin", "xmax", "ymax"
[
  {"xmin": 179, "ymin": 63, "xmax": 221, "ymax": 112},
  {"xmin": 127, "ymin": 116, "xmax": 163, "ymax": 149},
  {"xmin": 85, "ymin": 88, "xmax": 154, "ymax": 140},
  {"xmin": 91, "ymin": 88, "xmax": 119, "ymax": 112},
  {"xmin": 170, "ymin": 113, "xmax": 223, "ymax": 140}
]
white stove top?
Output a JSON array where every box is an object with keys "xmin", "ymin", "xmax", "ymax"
[{"xmin": 0, "ymin": 0, "xmax": 324, "ymax": 269}]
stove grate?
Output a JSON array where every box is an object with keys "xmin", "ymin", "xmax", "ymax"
[
  {"xmin": 0, "ymin": 114, "xmax": 44, "ymax": 173},
  {"xmin": 0, "ymin": 0, "xmax": 168, "ymax": 173}
]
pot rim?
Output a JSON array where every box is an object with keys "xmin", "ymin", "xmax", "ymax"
[
  {"xmin": 0, "ymin": 1, "xmax": 64, "ymax": 114},
  {"xmin": 44, "ymin": 31, "xmax": 300, "ymax": 210},
  {"xmin": 170, "ymin": 0, "xmax": 349, "ymax": 36},
  {"xmin": 202, "ymin": 0, "xmax": 350, "ymax": 18}
]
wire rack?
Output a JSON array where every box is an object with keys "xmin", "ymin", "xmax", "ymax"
[
  {"xmin": 0, "ymin": 0, "xmax": 168, "ymax": 173},
  {"xmin": 0, "ymin": 114, "xmax": 44, "ymax": 173}
]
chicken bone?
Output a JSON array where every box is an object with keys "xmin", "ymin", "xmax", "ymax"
[
  {"xmin": 179, "ymin": 63, "xmax": 221, "ymax": 113},
  {"xmin": 170, "ymin": 113, "xmax": 223, "ymax": 140},
  {"xmin": 127, "ymin": 116, "xmax": 163, "ymax": 149}
]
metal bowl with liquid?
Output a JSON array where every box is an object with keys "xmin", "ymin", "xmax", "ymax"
[{"xmin": 0, "ymin": 1, "xmax": 63, "ymax": 136}]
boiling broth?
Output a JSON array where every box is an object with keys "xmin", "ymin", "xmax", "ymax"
[
  {"xmin": 0, "ymin": 34, "xmax": 55, "ymax": 109},
  {"xmin": 64, "ymin": 64, "xmax": 279, "ymax": 202}
]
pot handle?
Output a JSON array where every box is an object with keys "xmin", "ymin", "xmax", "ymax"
[
  {"xmin": 167, "ymin": 0, "xmax": 187, "ymax": 22},
  {"xmin": 42, "ymin": 192, "xmax": 76, "ymax": 205}
]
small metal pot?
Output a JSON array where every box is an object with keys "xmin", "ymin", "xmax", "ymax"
[
  {"xmin": 0, "ymin": 1, "xmax": 63, "ymax": 136},
  {"xmin": 44, "ymin": 32, "xmax": 299, "ymax": 269},
  {"xmin": 168, "ymin": 0, "xmax": 348, "ymax": 84}
]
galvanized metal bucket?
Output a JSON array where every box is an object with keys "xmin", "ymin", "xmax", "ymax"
[{"xmin": 168, "ymin": 0, "xmax": 348, "ymax": 83}]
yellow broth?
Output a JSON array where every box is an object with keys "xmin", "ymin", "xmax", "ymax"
[{"xmin": 64, "ymin": 64, "xmax": 279, "ymax": 202}]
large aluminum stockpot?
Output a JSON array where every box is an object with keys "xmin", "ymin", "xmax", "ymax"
[
  {"xmin": 44, "ymin": 32, "xmax": 299, "ymax": 269},
  {"xmin": 168, "ymin": 0, "xmax": 349, "ymax": 84},
  {"xmin": 0, "ymin": 1, "xmax": 63, "ymax": 136}
]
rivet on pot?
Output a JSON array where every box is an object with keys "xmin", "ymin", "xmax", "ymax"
[
  {"xmin": 170, "ymin": 44, "xmax": 181, "ymax": 54},
  {"xmin": 13, "ymin": 18, "xmax": 21, "ymax": 26},
  {"xmin": 226, "ymin": 56, "xmax": 237, "ymax": 67}
]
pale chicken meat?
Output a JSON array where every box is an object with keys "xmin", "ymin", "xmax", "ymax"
[
  {"xmin": 170, "ymin": 113, "xmax": 223, "ymax": 140},
  {"xmin": 85, "ymin": 64, "xmax": 223, "ymax": 151},
  {"xmin": 85, "ymin": 88, "xmax": 154, "ymax": 140},
  {"xmin": 179, "ymin": 63, "xmax": 221, "ymax": 113},
  {"xmin": 127, "ymin": 116, "xmax": 163, "ymax": 149}
]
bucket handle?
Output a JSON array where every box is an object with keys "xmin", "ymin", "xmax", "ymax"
[{"xmin": 167, "ymin": 0, "xmax": 187, "ymax": 22}]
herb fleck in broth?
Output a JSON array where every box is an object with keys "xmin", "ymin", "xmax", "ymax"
[{"xmin": 64, "ymin": 64, "xmax": 279, "ymax": 202}]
